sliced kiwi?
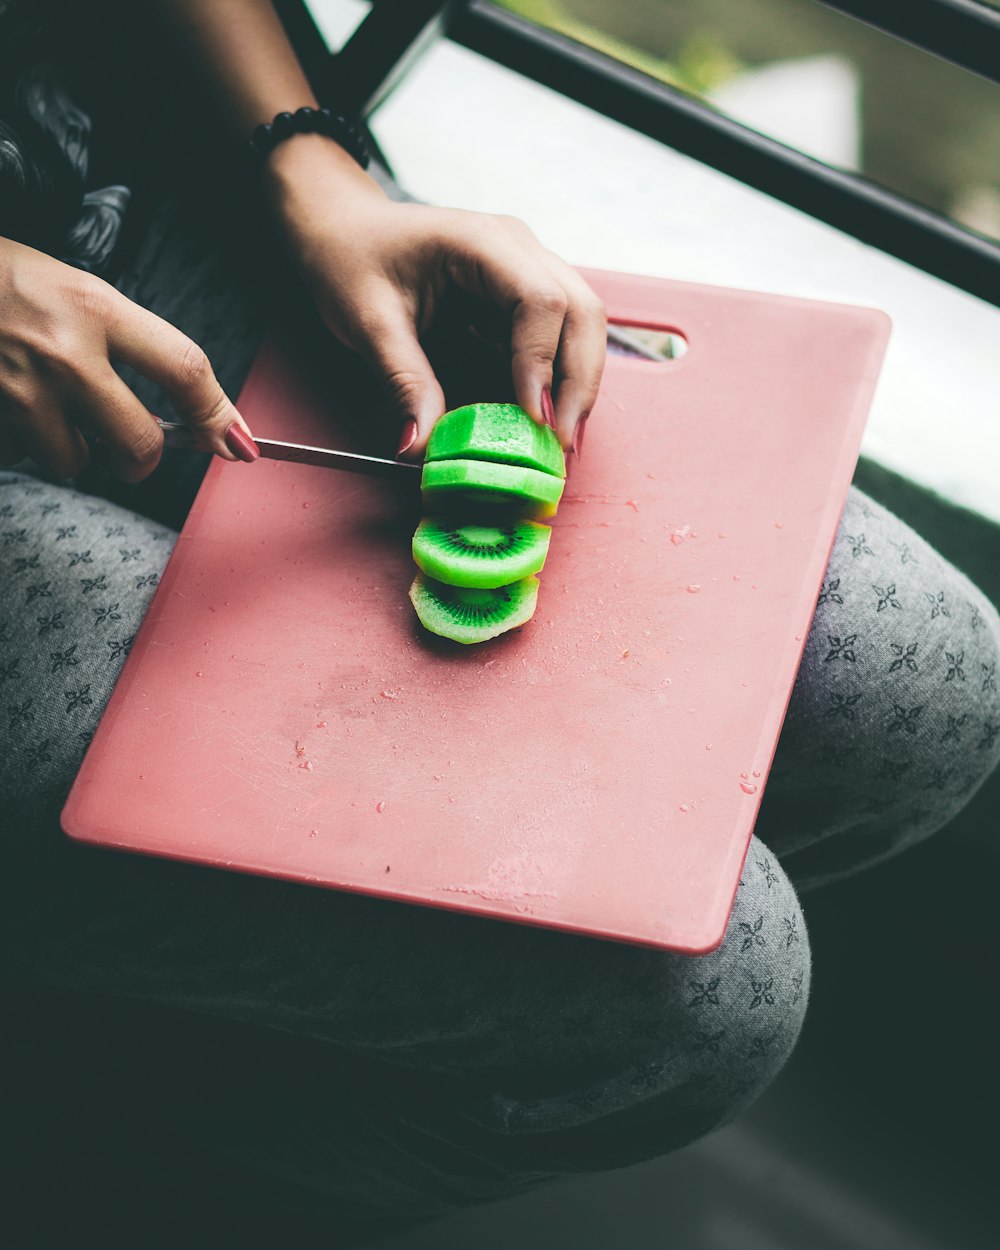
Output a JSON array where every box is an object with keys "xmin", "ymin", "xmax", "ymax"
[
  {"xmin": 421, "ymin": 458, "xmax": 564, "ymax": 520},
  {"xmin": 412, "ymin": 517, "xmax": 551, "ymax": 589},
  {"xmin": 426, "ymin": 403, "xmax": 566, "ymax": 479},
  {"xmin": 409, "ymin": 573, "xmax": 539, "ymax": 644}
]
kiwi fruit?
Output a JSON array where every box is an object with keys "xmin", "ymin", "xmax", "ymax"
[
  {"xmin": 412, "ymin": 517, "xmax": 551, "ymax": 588},
  {"xmin": 421, "ymin": 458, "xmax": 564, "ymax": 520},
  {"xmin": 426, "ymin": 402, "xmax": 566, "ymax": 479},
  {"xmin": 409, "ymin": 573, "xmax": 540, "ymax": 644}
]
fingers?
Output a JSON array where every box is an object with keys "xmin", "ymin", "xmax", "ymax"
[
  {"xmin": 347, "ymin": 292, "xmax": 447, "ymax": 459},
  {"xmin": 76, "ymin": 367, "xmax": 165, "ymax": 483},
  {"xmin": 100, "ymin": 285, "xmax": 256, "ymax": 462},
  {"xmin": 0, "ymin": 423, "xmax": 28, "ymax": 467},
  {"xmin": 528, "ymin": 258, "xmax": 606, "ymax": 453},
  {"xmin": 448, "ymin": 216, "xmax": 607, "ymax": 454},
  {"xmin": 3, "ymin": 395, "xmax": 90, "ymax": 480}
]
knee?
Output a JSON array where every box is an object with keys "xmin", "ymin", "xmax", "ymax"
[
  {"xmin": 786, "ymin": 488, "xmax": 1000, "ymax": 810},
  {"xmin": 0, "ymin": 472, "xmax": 175, "ymax": 811},
  {"xmin": 478, "ymin": 841, "xmax": 810, "ymax": 1171}
]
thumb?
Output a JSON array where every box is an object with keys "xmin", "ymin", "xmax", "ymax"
[{"xmin": 354, "ymin": 305, "xmax": 446, "ymax": 459}]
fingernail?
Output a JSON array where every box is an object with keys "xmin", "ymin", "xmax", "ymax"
[
  {"xmin": 224, "ymin": 422, "xmax": 259, "ymax": 463},
  {"xmin": 572, "ymin": 412, "xmax": 589, "ymax": 458},
  {"xmin": 540, "ymin": 386, "xmax": 556, "ymax": 430},
  {"xmin": 396, "ymin": 418, "xmax": 418, "ymax": 458}
]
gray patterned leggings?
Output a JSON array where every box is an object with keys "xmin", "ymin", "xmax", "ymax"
[{"xmin": 2, "ymin": 205, "xmax": 999, "ymax": 1244}]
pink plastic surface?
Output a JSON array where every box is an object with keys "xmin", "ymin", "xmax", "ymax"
[{"xmin": 62, "ymin": 269, "xmax": 890, "ymax": 953}]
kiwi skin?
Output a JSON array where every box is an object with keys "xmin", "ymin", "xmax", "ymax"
[
  {"xmin": 426, "ymin": 402, "xmax": 566, "ymax": 479},
  {"xmin": 412, "ymin": 518, "xmax": 551, "ymax": 589},
  {"xmin": 409, "ymin": 573, "xmax": 540, "ymax": 644}
]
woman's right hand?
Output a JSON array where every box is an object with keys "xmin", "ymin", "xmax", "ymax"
[{"xmin": 0, "ymin": 235, "xmax": 257, "ymax": 480}]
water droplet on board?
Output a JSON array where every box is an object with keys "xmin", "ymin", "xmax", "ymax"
[
  {"xmin": 740, "ymin": 781, "xmax": 758, "ymax": 795},
  {"xmin": 308, "ymin": 829, "xmax": 317, "ymax": 839},
  {"xmin": 316, "ymin": 721, "xmax": 327, "ymax": 729},
  {"xmin": 774, "ymin": 521, "xmax": 784, "ymax": 529},
  {"xmin": 705, "ymin": 743, "xmax": 713, "ymax": 751},
  {"xmin": 752, "ymin": 770, "xmax": 761, "ymax": 778},
  {"xmin": 626, "ymin": 500, "xmax": 639, "ymax": 512},
  {"xmin": 302, "ymin": 502, "xmax": 310, "ymax": 509},
  {"xmin": 376, "ymin": 800, "xmax": 386, "ymax": 813},
  {"xmin": 718, "ymin": 532, "xmax": 727, "ymax": 539},
  {"xmin": 740, "ymin": 771, "xmax": 749, "ymax": 779},
  {"xmin": 687, "ymin": 584, "xmax": 701, "ymax": 594},
  {"xmin": 195, "ymin": 671, "xmax": 203, "ymax": 677},
  {"xmin": 679, "ymin": 804, "xmax": 690, "ymax": 813}
]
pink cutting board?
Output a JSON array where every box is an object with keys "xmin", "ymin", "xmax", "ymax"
[{"xmin": 62, "ymin": 269, "xmax": 890, "ymax": 953}]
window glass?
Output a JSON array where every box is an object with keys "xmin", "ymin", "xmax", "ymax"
[{"xmin": 495, "ymin": 1, "xmax": 1000, "ymax": 242}]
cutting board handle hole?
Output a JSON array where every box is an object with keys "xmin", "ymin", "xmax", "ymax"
[{"xmin": 607, "ymin": 321, "xmax": 687, "ymax": 363}]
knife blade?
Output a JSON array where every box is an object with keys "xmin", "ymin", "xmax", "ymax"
[{"xmin": 154, "ymin": 418, "xmax": 420, "ymax": 481}]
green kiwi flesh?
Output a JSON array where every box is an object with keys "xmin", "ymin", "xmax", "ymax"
[
  {"xmin": 409, "ymin": 573, "xmax": 539, "ymax": 644},
  {"xmin": 425, "ymin": 403, "xmax": 565, "ymax": 479},
  {"xmin": 412, "ymin": 518, "xmax": 551, "ymax": 589},
  {"xmin": 421, "ymin": 458, "xmax": 564, "ymax": 520}
]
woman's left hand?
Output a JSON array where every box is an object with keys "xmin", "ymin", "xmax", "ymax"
[{"xmin": 264, "ymin": 134, "xmax": 606, "ymax": 460}]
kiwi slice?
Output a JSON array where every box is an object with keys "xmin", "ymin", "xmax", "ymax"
[
  {"xmin": 409, "ymin": 573, "xmax": 539, "ymax": 644},
  {"xmin": 421, "ymin": 458, "xmax": 564, "ymax": 520},
  {"xmin": 412, "ymin": 517, "xmax": 551, "ymax": 589},
  {"xmin": 426, "ymin": 403, "xmax": 566, "ymax": 479}
]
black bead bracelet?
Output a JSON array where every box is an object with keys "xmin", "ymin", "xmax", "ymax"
[{"xmin": 249, "ymin": 105, "xmax": 371, "ymax": 169}]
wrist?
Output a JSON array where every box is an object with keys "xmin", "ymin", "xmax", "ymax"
[{"xmin": 262, "ymin": 131, "xmax": 386, "ymax": 217}]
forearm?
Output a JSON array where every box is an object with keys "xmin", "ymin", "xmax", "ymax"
[
  {"xmin": 147, "ymin": 0, "xmax": 379, "ymax": 202},
  {"xmin": 150, "ymin": 0, "xmax": 316, "ymax": 136}
]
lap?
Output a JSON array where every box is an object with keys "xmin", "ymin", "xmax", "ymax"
[
  {"xmin": 3, "ymin": 174, "xmax": 998, "ymax": 1222},
  {"xmin": 757, "ymin": 487, "xmax": 1000, "ymax": 885}
]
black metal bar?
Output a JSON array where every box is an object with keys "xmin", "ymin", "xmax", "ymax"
[
  {"xmin": 327, "ymin": 0, "xmax": 460, "ymax": 117},
  {"xmin": 815, "ymin": 0, "xmax": 1000, "ymax": 85},
  {"xmin": 450, "ymin": 2, "xmax": 1000, "ymax": 308}
]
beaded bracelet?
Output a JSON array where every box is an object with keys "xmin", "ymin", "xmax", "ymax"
[{"xmin": 249, "ymin": 105, "xmax": 371, "ymax": 169}]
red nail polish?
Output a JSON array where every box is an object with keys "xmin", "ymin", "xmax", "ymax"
[
  {"xmin": 541, "ymin": 386, "xmax": 556, "ymax": 430},
  {"xmin": 224, "ymin": 422, "xmax": 259, "ymax": 462},
  {"xmin": 572, "ymin": 413, "xmax": 589, "ymax": 458},
  {"xmin": 397, "ymin": 418, "xmax": 418, "ymax": 457}
]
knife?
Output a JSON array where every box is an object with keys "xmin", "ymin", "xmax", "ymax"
[{"xmin": 154, "ymin": 418, "xmax": 420, "ymax": 481}]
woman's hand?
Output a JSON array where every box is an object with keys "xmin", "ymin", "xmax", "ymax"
[
  {"xmin": 264, "ymin": 135, "xmax": 607, "ymax": 459},
  {"xmin": 0, "ymin": 235, "xmax": 257, "ymax": 480}
]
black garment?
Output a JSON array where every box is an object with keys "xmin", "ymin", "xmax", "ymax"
[{"xmin": 0, "ymin": 0, "xmax": 130, "ymax": 273}]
